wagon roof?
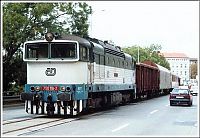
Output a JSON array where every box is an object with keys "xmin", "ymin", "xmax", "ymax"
[
  {"xmin": 136, "ymin": 61, "xmax": 159, "ymax": 70},
  {"xmin": 142, "ymin": 60, "xmax": 158, "ymax": 68}
]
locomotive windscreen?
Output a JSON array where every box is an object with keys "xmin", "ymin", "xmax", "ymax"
[
  {"xmin": 51, "ymin": 43, "xmax": 77, "ymax": 59},
  {"xmin": 25, "ymin": 42, "xmax": 77, "ymax": 59},
  {"xmin": 26, "ymin": 43, "xmax": 48, "ymax": 59}
]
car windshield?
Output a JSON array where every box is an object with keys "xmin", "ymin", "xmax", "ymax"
[{"xmin": 171, "ymin": 89, "xmax": 189, "ymax": 94}]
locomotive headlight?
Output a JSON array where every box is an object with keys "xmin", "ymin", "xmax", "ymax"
[
  {"xmin": 45, "ymin": 32, "xmax": 54, "ymax": 42},
  {"xmin": 30, "ymin": 86, "xmax": 35, "ymax": 92},
  {"xmin": 60, "ymin": 86, "xmax": 66, "ymax": 92},
  {"xmin": 35, "ymin": 86, "xmax": 40, "ymax": 91},
  {"xmin": 66, "ymin": 86, "xmax": 71, "ymax": 92}
]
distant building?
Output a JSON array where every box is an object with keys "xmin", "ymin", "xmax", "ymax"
[
  {"xmin": 162, "ymin": 52, "xmax": 190, "ymax": 85},
  {"xmin": 190, "ymin": 58, "xmax": 198, "ymax": 64}
]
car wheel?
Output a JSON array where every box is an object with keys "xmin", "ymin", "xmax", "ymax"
[
  {"xmin": 170, "ymin": 101, "xmax": 173, "ymax": 106},
  {"xmin": 188, "ymin": 101, "xmax": 192, "ymax": 106}
]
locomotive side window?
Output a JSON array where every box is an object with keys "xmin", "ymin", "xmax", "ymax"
[
  {"xmin": 94, "ymin": 53, "xmax": 100, "ymax": 64},
  {"xmin": 80, "ymin": 46, "xmax": 88, "ymax": 61},
  {"xmin": 106, "ymin": 56, "xmax": 109, "ymax": 65},
  {"xmin": 51, "ymin": 43, "xmax": 77, "ymax": 59},
  {"xmin": 100, "ymin": 55, "xmax": 105, "ymax": 65},
  {"xmin": 26, "ymin": 43, "xmax": 48, "ymax": 59},
  {"xmin": 112, "ymin": 58, "xmax": 115, "ymax": 65}
]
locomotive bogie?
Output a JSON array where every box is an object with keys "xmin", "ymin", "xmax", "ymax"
[{"xmin": 25, "ymin": 100, "xmax": 84, "ymax": 116}]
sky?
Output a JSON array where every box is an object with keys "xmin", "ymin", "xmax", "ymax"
[{"xmin": 86, "ymin": 1, "xmax": 199, "ymax": 58}]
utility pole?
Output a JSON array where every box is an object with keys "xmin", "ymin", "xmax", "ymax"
[
  {"xmin": 138, "ymin": 45, "xmax": 140, "ymax": 63},
  {"xmin": 89, "ymin": 9, "xmax": 106, "ymax": 37}
]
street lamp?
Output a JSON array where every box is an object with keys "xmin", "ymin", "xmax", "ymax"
[
  {"xmin": 89, "ymin": 9, "xmax": 106, "ymax": 37},
  {"xmin": 138, "ymin": 45, "xmax": 140, "ymax": 63}
]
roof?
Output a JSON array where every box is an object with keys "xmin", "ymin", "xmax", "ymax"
[
  {"xmin": 161, "ymin": 52, "xmax": 189, "ymax": 58},
  {"xmin": 57, "ymin": 34, "xmax": 91, "ymax": 48},
  {"xmin": 190, "ymin": 58, "xmax": 198, "ymax": 61}
]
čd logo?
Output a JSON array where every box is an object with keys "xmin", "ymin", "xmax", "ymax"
[{"xmin": 45, "ymin": 68, "xmax": 56, "ymax": 76}]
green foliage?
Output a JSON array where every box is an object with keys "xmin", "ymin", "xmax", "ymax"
[
  {"xmin": 3, "ymin": 2, "xmax": 92, "ymax": 91},
  {"xmin": 190, "ymin": 63, "xmax": 197, "ymax": 79},
  {"xmin": 68, "ymin": 3, "xmax": 92, "ymax": 37},
  {"xmin": 122, "ymin": 44, "xmax": 170, "ymax": 70}
]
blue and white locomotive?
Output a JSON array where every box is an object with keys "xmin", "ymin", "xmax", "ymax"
[{"xmin": 21, "ymin": 32, "xmax": 136, "ymax": 116}]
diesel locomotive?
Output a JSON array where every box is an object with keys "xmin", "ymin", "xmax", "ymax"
[
  {"xmin": 21, "ymin": 32, "xmax": 178, "ymax": 116},
  {"xmin": 21, "ymin": 32, "xmax": 136, "ymax": 116}
]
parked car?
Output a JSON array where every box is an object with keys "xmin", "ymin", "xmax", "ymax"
[
  {"xmin": 169, "ymin": 87, "xmax": 193, "ymax": 106},
  {"xmin": 190, "ymin": 86, "xmax": 198, "ymax": 96}
]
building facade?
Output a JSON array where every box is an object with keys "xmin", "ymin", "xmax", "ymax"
[{"xmin": 162, "ymin": 52, "xmax": 190, "ymax": 85}]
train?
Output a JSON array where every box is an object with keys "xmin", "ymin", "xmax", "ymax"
[{"xmin": 21, "ymin": 32, "xmax": 180, "ymax": 116}]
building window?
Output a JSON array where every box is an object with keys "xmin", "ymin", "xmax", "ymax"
[
  {"xmin": 180, "ymin": 64, "xmax": 182, "ymax": 68},
  {"xmin": 185, "ymin": 64, "xmax": 187, "ymax": 68}
]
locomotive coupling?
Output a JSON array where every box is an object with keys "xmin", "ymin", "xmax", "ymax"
[
  {"xmin": 46, "ymin": 94, "xmax": 55, "ymax": 115},
  {"xmin": 21, "ymin": 92, "xmax": 41, "ymax": 101}
]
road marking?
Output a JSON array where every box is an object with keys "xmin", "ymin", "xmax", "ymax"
[
  {"xmin": 150, "ymin": 110, "xmax": 158, "ymax": 114},
  {"xmin": 112, "ymin": 123, "xmax": 129, "ymax": 132}
]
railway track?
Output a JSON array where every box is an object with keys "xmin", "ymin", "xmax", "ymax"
[
  {"xmin": 2, "ymin": 107, "xmax": 117, "ymax": 136},
  {"xmin": 2, "ymin": 116, "xmax": 77, "ymax": 136}
]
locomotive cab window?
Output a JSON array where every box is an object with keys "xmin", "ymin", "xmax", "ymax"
[
  {"xmin": 25, "ymin": 43, "xmax": 48, "ymax": 59},
  {"xmin": 51, "ymin": 42, "xmax": 77, "ymax": 59}
]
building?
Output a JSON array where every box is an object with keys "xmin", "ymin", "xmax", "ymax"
[
  {"xmin": 190, "ymin": 58, "xmax": 198, "ymax": 64},
  {"xmin": 162, "ymin": 52, "xmax": 190, "ymax": 85}
]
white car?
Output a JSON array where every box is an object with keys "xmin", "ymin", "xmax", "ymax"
[{"xmin": 190, "ymin": 86, "xmax": 198, "ymax": 96}]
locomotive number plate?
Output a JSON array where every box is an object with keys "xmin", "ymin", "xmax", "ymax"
[{"xmin": 41, "ymin": 86, "xmax": 59, "ymax": 91}]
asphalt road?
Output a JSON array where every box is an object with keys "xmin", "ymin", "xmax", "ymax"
[
  {"xmin": 3, "ymin": 104, "xmax": 35, "ymax": 121},
  {"xmin": 2, "ymin": 94, "xmax": 199, "ymax": 137}
]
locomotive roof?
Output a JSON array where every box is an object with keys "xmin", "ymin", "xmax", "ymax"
[
  {"xmin": 57, "ymin": 34, "xmax": 91, "ymax": 48},
  {"xmin": 56, "ymin": 34, "xmax": 134, "ymax": 60},
  {"xmin": 84, "ymin": 37, "xmax": 123, "ymax": 53}
]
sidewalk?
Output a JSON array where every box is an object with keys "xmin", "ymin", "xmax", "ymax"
[{"xmin": 3, "ymin": 103, "xmax": 25, "ymax": 108}]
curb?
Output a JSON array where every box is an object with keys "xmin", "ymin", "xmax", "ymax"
[{"xmin": 3, "ymin": 103, "xmax": 25, "ymax": 108}]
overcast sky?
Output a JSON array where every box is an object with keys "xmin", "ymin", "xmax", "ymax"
[{"xmin": 86, "ymin": 1, "xmax": 199, "ymax": 58}]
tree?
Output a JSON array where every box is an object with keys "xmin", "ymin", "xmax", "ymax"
[
  {"xmin": 122, "ymin": 44, "xmax": 170, "ymax": 70},
  {"xmin": 190, "ymin": 63, "xmax": 197, "ymax": 79},
  {"xmin": 3, "ymin": 2, "xmax": 92, "ymax": 91}
]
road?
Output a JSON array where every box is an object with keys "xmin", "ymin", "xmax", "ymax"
[{"xmin": 2, "ymin": 94, "xmax": 199, "ymax": 137}]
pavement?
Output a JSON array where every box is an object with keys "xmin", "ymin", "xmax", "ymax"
[{"xmin": 3, "ymin": 103, "xmax": 25, "ymax": 108}]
